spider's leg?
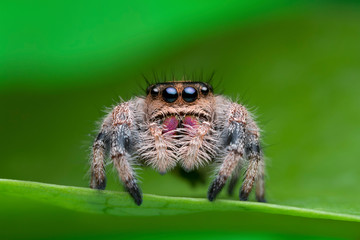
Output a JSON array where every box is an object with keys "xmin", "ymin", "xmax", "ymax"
[
  {"xmin": 111, "ymin": 124, "xmax": 142, "ymax": 206},
  {"xmin": 111, "ymin": 103, "xmax": 142, "ymax": 206},
  {"xmin": 90, "ymin": 114, "xmax": 112, "ymax": 190},
  {"xmin": 256, "ymin": 159, "xmax": 266, "ymax": 202},
  {"xmin": 227, "ymin": 162, "xmax": 242, "ymax": 196},
  {"xmin": 240, "ymin": 123, "xmax": 265, "ymax": 202},
  {"xmin": 90, "ymin": 132, "xmax": 107, "ymax": 189},
  {"xmin": 208, "ymin": 118, "xmax": 246, "ymax": 201}
]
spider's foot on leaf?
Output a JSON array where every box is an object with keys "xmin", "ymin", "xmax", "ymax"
[
  {"xmin": 256, "ymin": 197, "xmax": 267, "ymax": 203},
  {"xmin": 239, "ymin": 190, "xmax": 249, "ymax": 201},
  {"xmin": 207, "ymin": 175, "xmax": 226, "ymax": 201},
  {"xmin": 90, "ymin": 177, "xmax": 106, "ymax": 190},
  {"xmin": 126, "ymin": 183, "xmax": 143, "ymax": 206}
]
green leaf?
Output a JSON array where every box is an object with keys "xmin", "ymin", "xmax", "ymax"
[
  {"xmin": 1, "ymin": 179, "xmax": 360, "ymax": 239},
  {"xmin": 2, "ymin": 1, "xmax": 360, "ymax": 239},
  {"xmin": 1, "ymin": 179, "xmax": 359, "ymax": 221}
]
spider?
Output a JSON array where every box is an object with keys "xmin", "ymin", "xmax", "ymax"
[{"xmin": 90, "ymin": 80, "xmax": 266, "ymax": 205}]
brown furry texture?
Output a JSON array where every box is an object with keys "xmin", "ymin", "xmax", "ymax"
[{"xmin": 90, "ymin": 81, "xmax": 266, "ymax": 205}]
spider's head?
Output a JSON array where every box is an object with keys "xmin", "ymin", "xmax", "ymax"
[{"xmin": 145, "ymin": 81, "xmax": 215, "ymax": 126}]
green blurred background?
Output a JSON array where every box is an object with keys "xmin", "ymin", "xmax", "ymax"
[{"xmin": 1, "ymin": 0, "xmax": 360, "ymax": 239}]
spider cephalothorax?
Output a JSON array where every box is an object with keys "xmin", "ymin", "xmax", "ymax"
[{"xmin": 90, "ymin": 80, "xmax": 266, "ymax": 206}]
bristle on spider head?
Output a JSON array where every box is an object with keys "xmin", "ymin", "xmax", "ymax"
[{"xmin": 141, "ymin": 71, "xmax": 217, "ymax": 94}]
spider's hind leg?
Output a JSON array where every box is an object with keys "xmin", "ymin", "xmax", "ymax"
[
  {"xmin": 90, "ymin": 131, "xmax": 108, "ymax": 190},
  {"xmin": 239, "ymin": 125, "xmax": 266, "ymax": 202},
  {"xmin": 90, "ymin": 114, "xmax": 112, "ymax": 190},
  {"xmin": 255, "ymin": 159, "xmax": 266, "ymax": 202}
]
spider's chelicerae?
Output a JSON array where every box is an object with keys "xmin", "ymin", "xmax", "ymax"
[{"xmin": 90, "ymin": 80, "xmax": 266, "ymax": 205}]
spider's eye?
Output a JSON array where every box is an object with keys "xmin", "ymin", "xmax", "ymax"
[
  {"xmin": 201, "ymin": 85, "xmax": 210, "ymax": 95},
  {"xmin": 150, "ymin": 87, "xmax": 160, "ymax": 97},
  {"xmin": 162, "ymin": 87, "xmax": 178, "ymax": 103},
  {"xmin": 182, "ymin": 86, "xmax": 198, "ymax": 102}
]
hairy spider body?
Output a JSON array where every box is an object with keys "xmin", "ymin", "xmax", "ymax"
[{"xmin": 90, "ymin": 81, "xmax": 266, "ymax": 205}]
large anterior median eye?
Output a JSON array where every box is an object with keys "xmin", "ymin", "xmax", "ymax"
[
  {"xmin": 182, "ymin": 86, "xmax": 198, "ymax": 102},
  {"xmin": 162, "ymin": 87, "xmax": 178, "ymax": 103}
]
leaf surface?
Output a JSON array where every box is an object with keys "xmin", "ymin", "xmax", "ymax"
[{"xmin": 1, "ymin": 179, "xmax": 359, "ymax": 222}]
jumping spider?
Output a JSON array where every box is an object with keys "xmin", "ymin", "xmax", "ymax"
[{"xmin": 90, "ymin": 80, "xmax": 266, "ymax": 205}]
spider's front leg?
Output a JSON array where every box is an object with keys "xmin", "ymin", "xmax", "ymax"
[
  {"xmin": 208, "ymin": 101, "xmax": 266, "ymax": 202},
  {"xmin": 91, "ymin": 102, "xmax": 143, "ymax": 206},
  {"xmin": 111, "ymin": 103, "xmax": 142, "ymax": 205},
  {"xmin": 208, "ymin": 103, "xmax": 247, "ymax": 201}
]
